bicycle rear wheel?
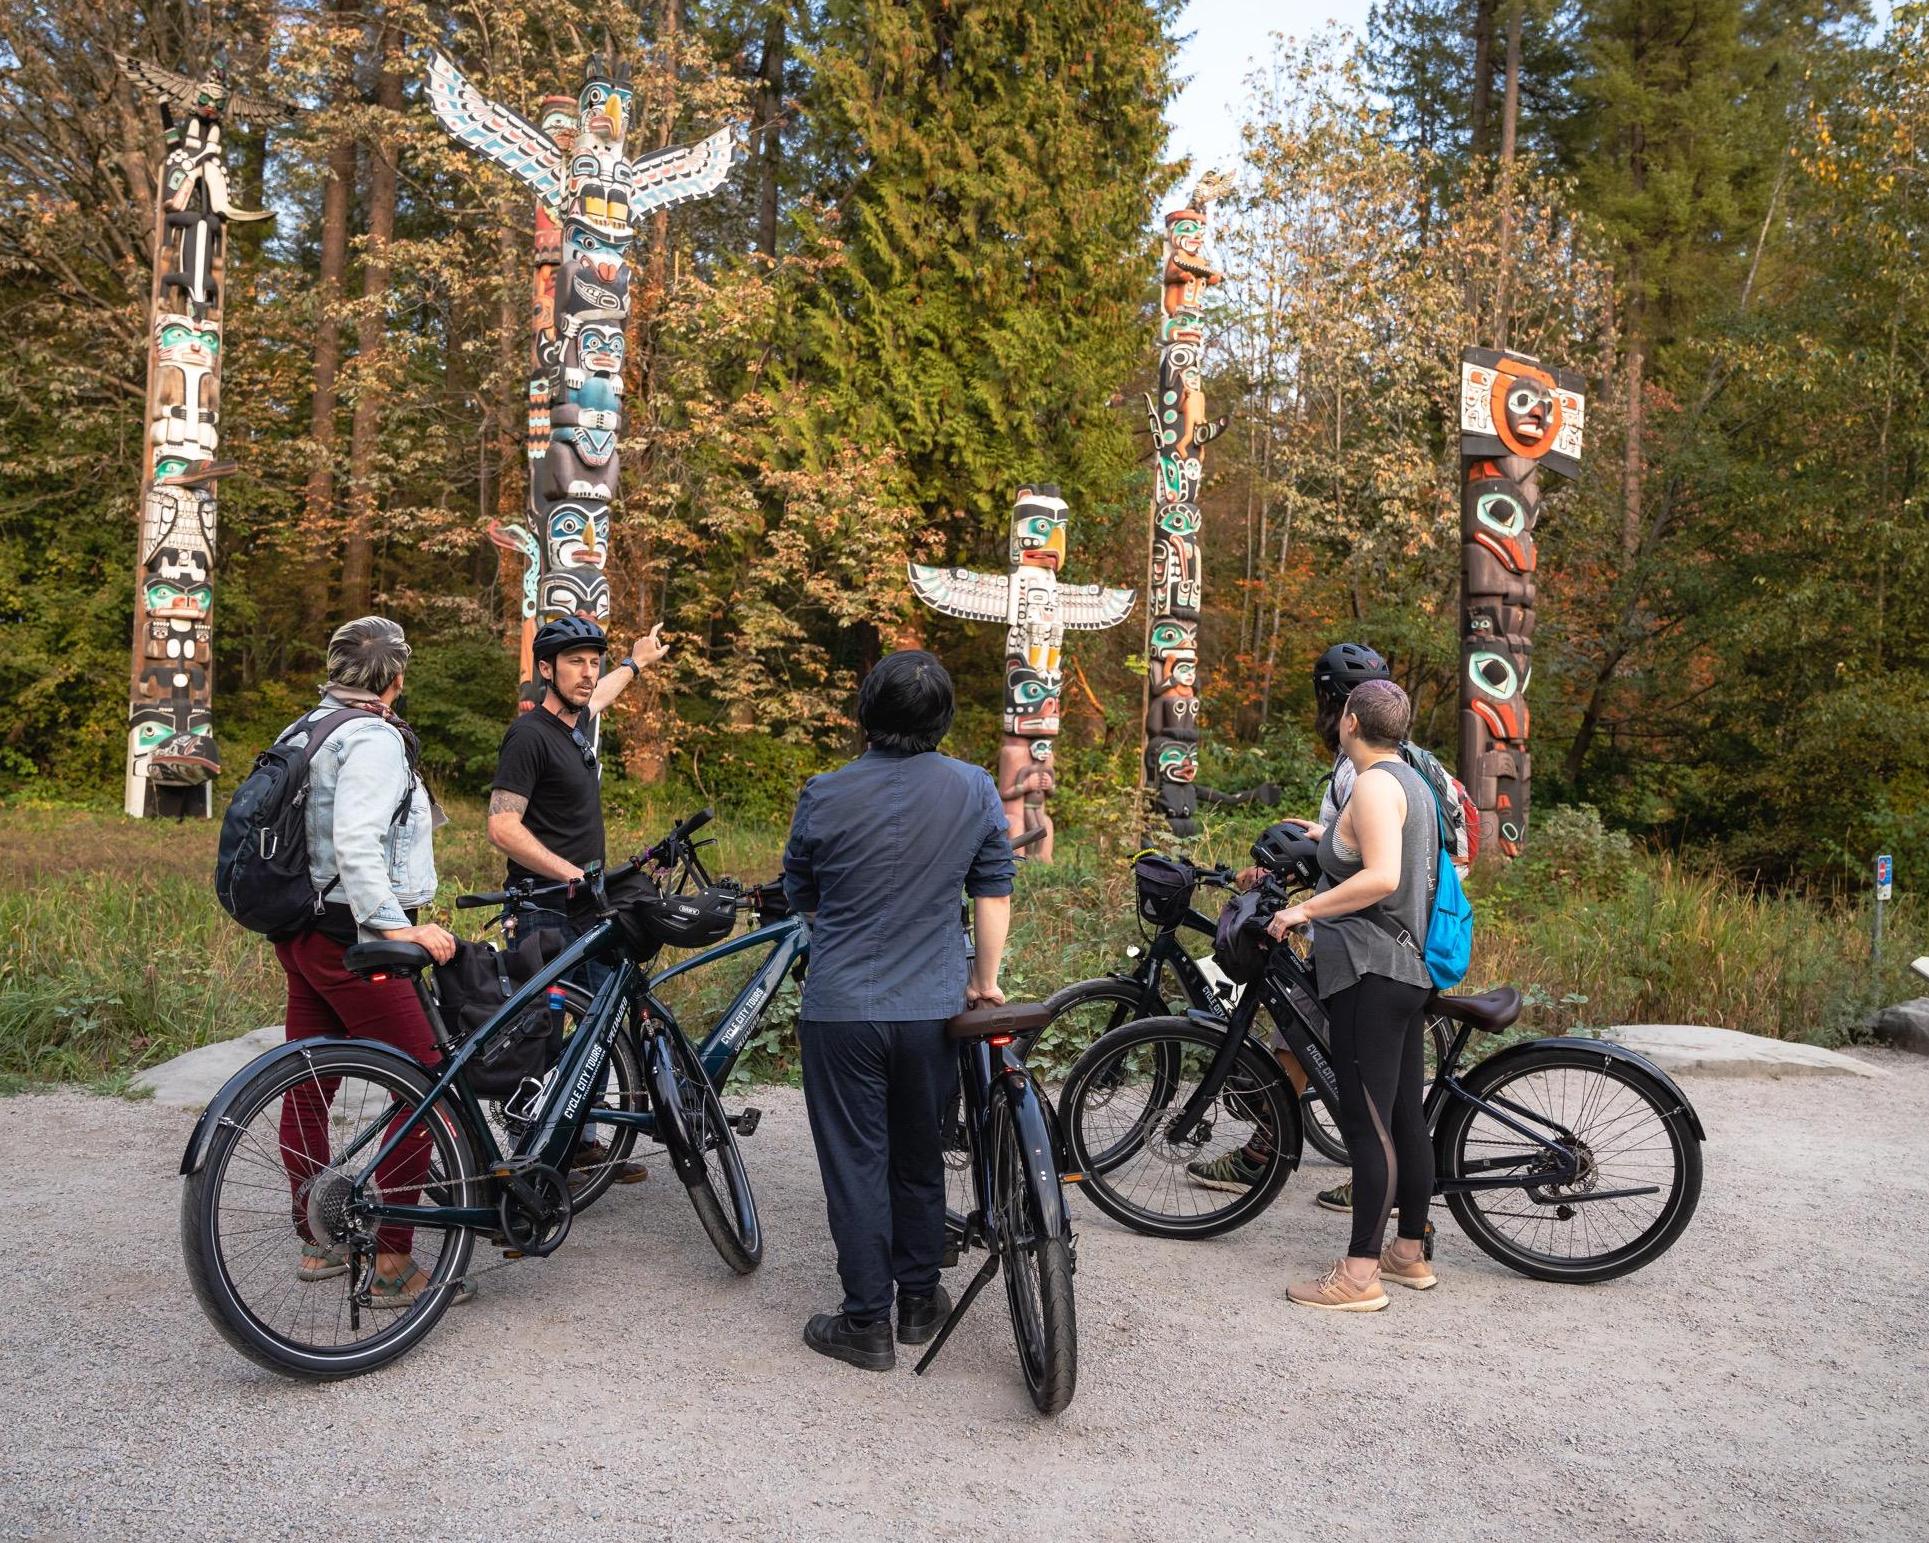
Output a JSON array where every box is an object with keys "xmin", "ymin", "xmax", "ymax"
[
  {"xmin": 1438, "ymin": 1042, "xmax": 1702, "ymax": 1283},
  {"xmin": 992, "ymin": 1094, "xmax": 1076, "ymax": 1414},
  {"xmin": 181, "ymin": 1042, "xmax": 478, "ymax": 1379},
  {"xmin": 653, "ymin": 1026, "xmax": 762, "ymax": 1274},
  {"xmin": 1061, "ymin": 1017, "xmax": 1299, "ymax": 1240}
]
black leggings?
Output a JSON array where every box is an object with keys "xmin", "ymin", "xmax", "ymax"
[{"xmin": 1327, "ymin": 974, "xmax": 1434, "ymax": 1258}]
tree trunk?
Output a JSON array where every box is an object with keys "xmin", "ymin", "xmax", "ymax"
[
  {"xmin": 1470, "ymin": 0, "xmax": 1497, "ymax": 161},
  {"xmin": 340, "ymin": 28, "xmax": 403, "ymax": 614},
  {"xmin": 1621, "ymin": 285, "xmax": 1645, "ymax": 562},
  {"xmin": 1492, "ymin": 0, "xmax": 1523, "ymax": 348},
  {"xmin": 304, "ymin": 0, "xmax": 361, "ymax": 628},
  {"xmin": 755, "ymin": 5, "xmax": 785, "ymax": 259}
]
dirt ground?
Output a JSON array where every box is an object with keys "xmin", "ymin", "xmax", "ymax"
[{"xmin": 2, "ymin": 1054, "xmax": 1925, "ymax": 1541}]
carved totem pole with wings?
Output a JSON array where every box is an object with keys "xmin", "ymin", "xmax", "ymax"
[
  {"xmin": 117, "ymin": 55, "xmax": 288, "ymax": 818},
  {"xmin": 910, "ymin": 486, "xmax": 1136, "ymax": 862},
  {"xmin": 427, "ymin": 43, "xmax": 733, "ymax": 706},
  {"xmin": 1456, "ymin": 347, "xmax": 1585, "ymax": 858}
]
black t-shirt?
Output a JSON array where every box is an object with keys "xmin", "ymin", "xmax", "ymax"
[{"xmin": 491, "ymin": 707, "xmax": 605, "ymax": 885}]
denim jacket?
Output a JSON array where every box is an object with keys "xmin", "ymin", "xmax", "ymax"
[{"xmin": 286, "ymin": 697, "xmax": 436, "ymax": 935}]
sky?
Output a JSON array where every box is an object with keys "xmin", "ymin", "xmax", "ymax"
[{"xmin": 1164, "ymin": 0, "xmax": 1376, "ymax": 194}]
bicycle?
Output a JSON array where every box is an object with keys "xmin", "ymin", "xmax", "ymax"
[
  {"xmin": 1059, "ymin": 872, "xmax": 1706, "ymax": 1283},
  {"xmin": 917, "ymin": 992, "xmax": 1079, "ymax": 1414},
  {"xmin": 180, "ymin": 810, "xmax": 786, "ymax": 1379},
  {"xmin": 952, "ymin": 853, "xmax": 1445, "ymax": 1187}
]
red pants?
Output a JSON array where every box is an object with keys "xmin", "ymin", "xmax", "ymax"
[{"xmin": 274, "ymin": 929, "xmax": 441, "ymax": 1254}]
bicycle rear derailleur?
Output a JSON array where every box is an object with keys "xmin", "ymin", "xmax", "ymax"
[{"xmin": 493, "ymin": 1159, "xmax": 572, "ymax": 1256}]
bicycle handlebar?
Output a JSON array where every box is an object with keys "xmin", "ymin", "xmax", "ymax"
[{"xmin": 453, "ymin": 808, "xmax": 718, "ymax": 916}]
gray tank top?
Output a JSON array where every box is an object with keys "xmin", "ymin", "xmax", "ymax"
[{"xmin": 1312, "ymin": 758, "xmax": 1437, "ymax": 998}]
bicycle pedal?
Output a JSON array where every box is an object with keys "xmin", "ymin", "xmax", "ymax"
[{"xmin": 730, "ymin": 1106, "xmax": 763, "ymax": 1136}]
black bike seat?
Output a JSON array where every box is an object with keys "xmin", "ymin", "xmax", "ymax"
[
  {"xmin": 342, "ymin": 940, "xmax": 434, "ymax": 979},
  {"xmin": 945, "ymin": 1003, "xmax": 1051, "ymax": 1042},
  {"xmin": 1432, "ymin": 986, "xmax": 1522, "ymax": 1033}
]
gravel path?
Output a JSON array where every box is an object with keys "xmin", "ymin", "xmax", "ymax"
[{"xmin": 3, "ymin": 1054, "xmax": 1926, "ymax": 1541}]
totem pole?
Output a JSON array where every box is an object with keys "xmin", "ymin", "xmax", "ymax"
[
  {"xmin": 117, "ymin": 55, "xmax": 286, "ymax": 818},
  {"xmin": 1456, "ymin": 347, "xmax": 1585, "ymax": 858},
  {"xmin": 1139, "ymin": 179, "xmax": 1229, "ymax": 840},
  {"xmin": 909, "ymin": 486, "xmax": 1136, "ymax": 862},
  {"xmin": 428, "ymin": 44, "xmax": 733, "ymax": 709}
]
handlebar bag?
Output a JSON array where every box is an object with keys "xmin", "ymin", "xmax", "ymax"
[
  {"xmin": 433, "ymin": 928, "xmax": 568, "ymax": 1098},
  {"xmin": 1132, "ymin": 855, "xmax": 1196, "ymax": 928}
]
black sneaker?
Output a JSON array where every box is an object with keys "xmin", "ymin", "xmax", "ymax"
[
  {"xmin": 803, "ymin": 1311, "xmax": 896, "ymax": 1372},
  {"xmin": 896, "ymin": 1285, "xmax": 952, "ymax": 1346}
]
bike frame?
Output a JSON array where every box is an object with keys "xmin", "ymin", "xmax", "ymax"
[{"xmin": 644, "ymin": 913, "xmax": 810, "ymax": 1086}]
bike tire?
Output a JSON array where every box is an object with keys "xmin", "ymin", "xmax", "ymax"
[
  {"xmin": 1438, "ymin": 1041, "xmax": 1703, "ymax": 1284},
  {"xmin": 993, "ymin": 1094, "xmax": 1077, "ymax": 1414},
  {"xmin": 1061, "ymin": 1016, "xmax": 1299, "ymax": 1241},
  {"xmin": 652, "ymin": 1026, "xmax": 763, "ymax": 1274},
  {"xmin": 181, "ymin": 1042, "xmax": 479, "ymax": 1380}
]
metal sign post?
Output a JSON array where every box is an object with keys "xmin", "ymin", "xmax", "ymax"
[{"xmin": 1875, "ymin": 854, "xmax": 1893, "ymax": 970}]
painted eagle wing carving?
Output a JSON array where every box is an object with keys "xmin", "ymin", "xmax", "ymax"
[
  {"xmin": 224, "ymin": 88, "xmax": 297, "ymax": 125},
  {"xmin": 114, "ymin": 54, "xmax": 199, "ymax": 109},
  {"xmin": 1058, "ymin": 583, "xmax": 1136, "ymax": 630},
  {"xmin": 628, "ymin": 124, "xmax": 737, "ymax": 217},
  {"xmin": 426, "ymin": 50, "xmax": 564, "ymax": 206},
  {"xmin": 907, "ymin": 564, "xmax": 1011, "ymax": 625}
]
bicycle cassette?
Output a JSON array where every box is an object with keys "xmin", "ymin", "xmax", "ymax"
[{"xmin": 493, "ymin": 1160, "xmax": 573, "ymax": 1256}]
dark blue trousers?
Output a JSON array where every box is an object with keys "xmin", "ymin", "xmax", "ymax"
[{"xmin": 799, "ymin": 1017, "xmax": 958, "ymax": 1323}]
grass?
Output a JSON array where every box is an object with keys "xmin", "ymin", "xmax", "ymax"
[{"xmin": 0, "ymin": 797, "xmax": 1910, "ymax": 1092}]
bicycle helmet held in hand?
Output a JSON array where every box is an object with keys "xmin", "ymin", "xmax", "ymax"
[
  {"xmin": 533, "ymin": 615, "xmax": 610, "ymax": 663},
  {"xmin": 1312, "ymin": 642, "xmax": 1391, "ymax": 704},
  {"xmin": 1250, "ymin": 821, "xmax": 1322, "ymax": 888}
]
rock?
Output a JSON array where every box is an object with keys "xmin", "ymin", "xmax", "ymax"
[
  {"xmin": 1601, "ymin": 1023, "xmax": 1884, "ymax": 1079},
  {"xmin": 1868, "ymin": 998, "xmax": 1929, "ymax": 1057},
  {"xmin": 129, "ymin": 1025, "xmax": 286, "ymax": 1109}
]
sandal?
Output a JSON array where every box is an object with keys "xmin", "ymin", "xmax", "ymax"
[
  {"xmin": 297, "ymin": 1240, "xmax": 349, "ymax": 1282},
  {"xmin": 368, "ymin": 1260, "xmax": 478, "ymax": 1311}
]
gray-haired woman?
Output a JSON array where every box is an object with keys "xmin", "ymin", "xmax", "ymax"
[
  {"xmin": 1265, "ymin": 678, "xmax": 1439, "ymax": 1311},
  {"xmin": 272, "ymin": 618, "xmax": 469, "ymax": 1310}
]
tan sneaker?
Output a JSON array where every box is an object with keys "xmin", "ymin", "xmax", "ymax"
[
  {"xmin": 1287, "ymin": 1260, "xmax": 1389, "ymax": 1312},
  {"xmin": 1379, "ymin": 1245, "xmax": 1437, "ymax": 1290}
]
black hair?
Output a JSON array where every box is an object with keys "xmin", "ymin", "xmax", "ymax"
[
  {"xmin": 856, "ymin": 649, "xmax": 955, "ymax": 754},
  {"xmin": 1314, "ymin": 695, "xmax": 1344, "ymax": 754}
]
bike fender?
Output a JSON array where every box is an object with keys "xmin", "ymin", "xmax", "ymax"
[
  {"xmin": 1040, "ymin": 975, "xmax": 1155, "ymax": 1016},
  {"xmin": 1001, "ymin": 1073, "xmax": 1074, "ymax": 1239},
  {"xmin": 1472, "ymin": 1035, "xmax": 1707, "ymax": 1142},
  {"xmin": 179, "ymin": 1035, "xmax": 432, "ymax": 1175},
  {"xmin": 641, "ymin": 1033, "xmax": 706, "ymax": 1185}
]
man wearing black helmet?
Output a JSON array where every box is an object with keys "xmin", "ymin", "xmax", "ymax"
[
  {"xmin": 488, "ymin": 615, "xmax": 668, "ymax": 1187},
  {"xmin": 488, "ymin": 616, "xmax": 668, "ymax": 889}
]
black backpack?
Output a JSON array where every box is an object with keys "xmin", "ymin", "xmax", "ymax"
[
  {"xmin": 214, "ymin": 708, "xmax": 409, "ymax": 941},
  {"xmin": 431, "ymin": 929, "xmax": 569, "ymax": 1098}
]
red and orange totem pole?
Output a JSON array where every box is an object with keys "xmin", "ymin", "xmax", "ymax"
[{"xmin": 1457, "ymin": 347, "xmax": 1585, "ymax": 857}]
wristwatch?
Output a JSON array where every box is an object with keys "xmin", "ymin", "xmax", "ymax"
[{"xmin": 616, "ymin": 656, "xmax": 639, "ymax": 677}]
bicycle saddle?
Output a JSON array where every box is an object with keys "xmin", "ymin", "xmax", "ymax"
[
  {"xmin": 1432, "ymin": 986, "xmax": 1521, "ymax": 1033},
  {"xmin": 945, "ymin": 1003, "xmax": 1052, "ymax": 1042},
  {"xmin": 342, "ymin": 940, "xmax": 434, "ymax": 979}
]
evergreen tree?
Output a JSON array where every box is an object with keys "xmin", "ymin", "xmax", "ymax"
[{"xmin": 795, "ymin": 0, "xmax": 1180, "ymax": 550}]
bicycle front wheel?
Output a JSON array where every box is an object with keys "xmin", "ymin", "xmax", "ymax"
[
  {"xmin": 992, "ymin": 1093, "xmax": 1076, "ymax": 1414},
  {"xmin": 653, "ymin": 1027, "xmax": 762, "ymax": 1274},
  {"xmin": 181, "ymin": 1042, "xmax": 479, "ymax": 1379},
  {"xmin": 1438, "ymin": 1042, "xmax": 1703, "ymax": 1283},
  {"xmin": 1061, "ymin": 1017, "xmax": 1299, "ymax": 1240}
]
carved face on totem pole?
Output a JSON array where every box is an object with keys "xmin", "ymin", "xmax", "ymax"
[
  {"xmin": 576, "ymin": 53, "xmax": 634, "ymax": 159},
  {"xmin": 1457, "ymin": 347, "xmax": 1585, "ymax": 859},
  {"xmin": 1009, "ymin": 486, "xmax": 1067, "ymax": 570}
]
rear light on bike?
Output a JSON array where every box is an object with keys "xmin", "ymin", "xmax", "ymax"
[
  {"xmin": 988, "ymin": 1033, "xmax": 1015, "ymax": 1048},
  {"xmin": 369, "ymin": 971, "xmax": 390, "ymax": 983}
]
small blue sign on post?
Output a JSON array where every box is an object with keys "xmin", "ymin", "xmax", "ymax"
[{"xmin": 1877, "ymin": 854, "xmax": 1894, "ymax": 901}]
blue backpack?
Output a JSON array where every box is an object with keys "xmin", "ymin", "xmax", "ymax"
[{"xmin": 1365, "ymin": 768, "xmax": 1473, "ymax": 990}]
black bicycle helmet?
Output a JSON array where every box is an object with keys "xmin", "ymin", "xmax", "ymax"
[
  {"xmin": 1250, "ymin": 821, "xmax": 1322, "ymax": 887},
  {"xmin": 532, "ymin": 615, "xmax": 610, "ymax": 663},
  {"xmin": 1312, "ymin": 642, "xmax": 1391, "ymax": 704}
]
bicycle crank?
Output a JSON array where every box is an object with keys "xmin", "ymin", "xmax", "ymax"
[{"xmin": 493, "ymin": 1160, "xmax": 573, "ymax": 1256}]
